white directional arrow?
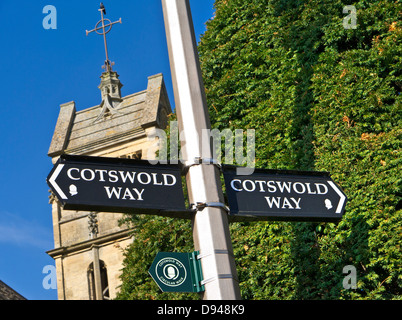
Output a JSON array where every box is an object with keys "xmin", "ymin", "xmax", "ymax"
[
  {"xmin": 49, "ymin": 164, "xmax": 68, "ymax": 200},
  {"xmin": 327, "ymin": 180, "xmax": 346, "ymax": 214}
]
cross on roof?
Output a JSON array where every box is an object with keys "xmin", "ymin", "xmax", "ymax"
[{"xmin": 86, "ymin": 3, "xmax": 122, "ymax": 72}]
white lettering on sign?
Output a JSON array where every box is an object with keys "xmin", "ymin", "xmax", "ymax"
[
  {"xmin": 230, "ymin": 178, "xmax": 332, "ymax": 211},
  {"xmin": 104, "ymin": 187, "xmax": 145, "ymax": 201},
  {"xmin": 67, "ymin": 168, "xmax": 80, "ymax": 181},
  {"xmin": 163, "ymin": 174, "xmax": 177, "ymax": 186},
  {"xmin": 119, "ymin": 171, "xmax": 137, "ymax": 183},
  {"xmin": 66, "ymin": 168, "xmax": 177, "ymax": 187},
  {"xmin": 230, "ymin": 179, "xmax": 328, "ymax": 195},
  {"xmin": 265, "ymin": 197, "xmax": 301, "ymax": 210},
  {"xmin": 65, "ymin": 167, "xmax": 179, "ymax": 203}
]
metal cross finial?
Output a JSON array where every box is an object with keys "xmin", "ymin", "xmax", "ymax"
[{"xmin": 86, "ymin": 3, "xmax": 122, "ymax": 72}]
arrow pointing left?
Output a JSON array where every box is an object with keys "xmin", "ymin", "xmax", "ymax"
[{"xmin": 48, "ymin": 164, "xmax": 68, "ymax": 200}]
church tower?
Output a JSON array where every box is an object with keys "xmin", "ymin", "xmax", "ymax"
[{"xmin": 47, "ymin": 5, "xmax": 172, "ymax": 300}]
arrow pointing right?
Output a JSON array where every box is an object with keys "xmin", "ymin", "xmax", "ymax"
[
  {"xmin": 327, "ymin": 180, "xmax": 347, "ymax": 214},
  {"xmin": 49, "ymin": 164, "xmax": 68, "ymax": 200}
]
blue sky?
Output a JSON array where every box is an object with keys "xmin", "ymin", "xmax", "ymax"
[{"xmin": 0, "ymin": 0, "xmax": 215, "ymax": 300}]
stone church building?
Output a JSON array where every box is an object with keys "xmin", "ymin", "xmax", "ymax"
[{"xmin": 47, "ymin": 68, "xmax": 171, "ymax": 299}]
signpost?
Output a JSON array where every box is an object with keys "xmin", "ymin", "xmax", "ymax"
[
  {"xmin": 149, "ymin": 252, "xmax": 204, "ymax": 293},
  {"xmin": 45, "ymin": 0, "xmax": 349, "ymax": 301},
  {"xmin": 47, "ymin": 154, "xmax": 188, "ymax": 217},
  {"xmin": 223, "ymin": 166, "xmax": 347, "ymax": 222},
  {"xmin": 162, "ymin": 0, "xmax": 241, "ymax": 300}
]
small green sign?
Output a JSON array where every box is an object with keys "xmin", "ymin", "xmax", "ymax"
[{"xmin": 149, "ymin": 252, "xmax": 204, "ymax": 293}]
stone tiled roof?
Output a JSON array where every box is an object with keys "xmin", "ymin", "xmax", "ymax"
[
  {"xmin": 48, "ymin": 73, "xmax": 171, "ymax": 157},
  {"xmin": 0, "ymin": 280, "xmax": 26, "ymax": 300},
  {"xmin": 66, "ymin": 90, "xmax": 147, "ymax": 155}
]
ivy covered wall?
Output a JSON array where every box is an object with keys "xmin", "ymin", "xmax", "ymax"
[{"xmin": 117, "ymin": 0, "xmax": 401, "ymax": 300}]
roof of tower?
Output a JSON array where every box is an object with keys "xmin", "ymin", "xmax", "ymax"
[{"xmin": 48, "ymin": 73, "xmax": 171, "ymax": 158}]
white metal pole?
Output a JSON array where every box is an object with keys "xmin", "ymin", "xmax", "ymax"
[{"xmin": 161, "ymin": 0, "xmax": 241, "ymax": 300}]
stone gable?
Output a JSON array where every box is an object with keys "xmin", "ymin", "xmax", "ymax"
[{"xmin": 0, "ymin": 280, "xmax": 26, "ymax": 300}]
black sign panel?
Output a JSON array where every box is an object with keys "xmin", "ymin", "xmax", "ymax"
[
  {"xmin": 47, "ymin": 155, "xmax": 188, "ymax": 217},
  {"xmin": 223, "ymin": 166, "xmax": 347, "ymax": 222}
]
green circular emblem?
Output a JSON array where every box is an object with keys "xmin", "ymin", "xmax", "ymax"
[{"xmin": 155, "ymin": 257, "xmax": 187, "ymax": 287}]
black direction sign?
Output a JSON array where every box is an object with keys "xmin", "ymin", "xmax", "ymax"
[
  {"xmin": 223, "ymin": 166, "xmax": 347, "ymax": 222},
  {"xmin": 47, "ymin": 155, "xmax": 188, "ymax": 217}
]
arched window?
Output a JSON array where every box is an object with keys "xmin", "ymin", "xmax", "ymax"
[{"xmin": 87, "ymin": 260, "xmax": 110, "ymax": 300}]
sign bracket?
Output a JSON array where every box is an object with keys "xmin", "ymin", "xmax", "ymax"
[
  {"xmin": 201, "ymin": 274, "xmax": 238, "ymax": 286},
  {"xmin": 190, "ymin": 202, "xmax": 230, "ymax": 213},
  {"xmin": 189, "ymin": 251, "xmax": 205, "ymax": 293},
  {"xmin": 181, "ymin": 157, "xmax": 222, "ymax": 175}
]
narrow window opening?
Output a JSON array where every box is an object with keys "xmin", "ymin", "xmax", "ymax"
[{"xmin": 88, "ymin": 260, "xmax": 110, "ymax": 300}]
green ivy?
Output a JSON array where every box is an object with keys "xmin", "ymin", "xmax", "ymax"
[
  {"xmin": 115, "ymin": 215, "xmax": 198, "ymax": 300},
  {"xmin": 117, "ymin": 0, "xmax": 401, "ymax": 300}
]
